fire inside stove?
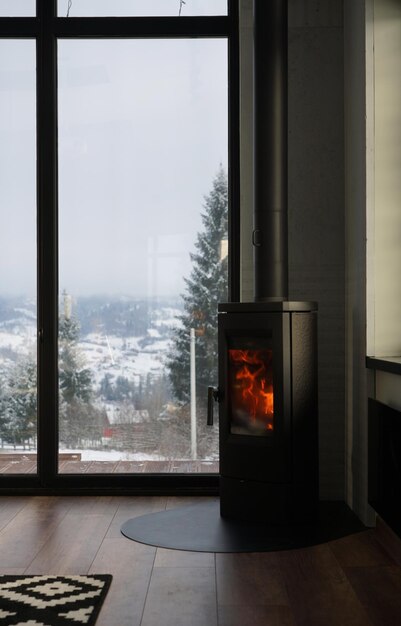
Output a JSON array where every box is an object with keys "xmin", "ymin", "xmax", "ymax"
[{"xmin": 228, "ymin": 347, "xmax": 274, "ymax": 436}]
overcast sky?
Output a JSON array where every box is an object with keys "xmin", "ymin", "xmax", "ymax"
[
  {"xmin": 0, "ymin": 0, "xmax": 227, "ymax": 18},
  {"xmin": 0, "ymin": 1, "xmax": 228, "ymax": 299}
]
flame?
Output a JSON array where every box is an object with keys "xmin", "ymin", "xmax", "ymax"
[{"xmin": 229, "ymin": 349, "xmax": 274, "ymax": 431}]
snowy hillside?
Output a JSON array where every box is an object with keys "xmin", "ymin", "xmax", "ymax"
[{"xmin": 0, "ymin": 296, "xmax": 181, "ymax": 391}]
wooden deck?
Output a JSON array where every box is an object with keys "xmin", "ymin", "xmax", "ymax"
[{"xmin": 0, "ymin": 453, "xmax": 219, "ymax": 474}]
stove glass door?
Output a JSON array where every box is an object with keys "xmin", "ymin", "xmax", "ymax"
[{"xmin": 228, "ymin": 338, "xmax": 274, "ymax": 436}]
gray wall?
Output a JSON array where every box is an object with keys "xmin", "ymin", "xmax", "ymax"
[
  {"xmin": 288, "ymin": 0, "xmax": 345, "ymax": 500},
  {"xmin": 240, "ymin": 0, "xmax": 345, "ymax": 500},
  {"xmin": 344, "ymin": 0, "xmax": 372, "ymax": 523}
]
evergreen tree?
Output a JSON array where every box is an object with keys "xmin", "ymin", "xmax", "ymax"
[
  {"xmin": 167, "ymin": 166, "xmax": 228, "ymax": 402},
  {"xmin": 99, "ymin": 374, "xmax": 134, "ymax": 402},
  {"xmin": 59, "ymin": 312, "xmax": 92, "ymax": 404},
  {"xmin": 114, "ymin": 375, "xmax": 134, "ymax": 401},
  {"xmin": 99, "ymin": 373, "xmax": 114, "ymax": 401},
  {"xmin": 0, "ymin": 356, "xmax": 37, "ymax": 448},
  {"xmin": 59, "ymin": 293, "xmax": 95, "ymax": 446},
  {"xmin": 0, "ymin": 376, "xmax": 6, "ymax": 444}
]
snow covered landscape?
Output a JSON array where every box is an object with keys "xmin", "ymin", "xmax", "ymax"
[
  {"xmin": 0, "ymin": 294, "xmax": 219, "ymax": 464},
  {"xmin": 75, "ymin": 304, "xmax": 179, "ymax": 392},
  {"xmin": 0, "ymin": 295, "xmax": 177, "ymax": 386}
]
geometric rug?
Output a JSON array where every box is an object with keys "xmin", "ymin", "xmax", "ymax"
[{"xmin": 0, "ymin": 575, "xmax": 112, "ymax": 626}]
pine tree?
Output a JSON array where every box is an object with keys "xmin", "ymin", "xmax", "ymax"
[
  {"xmin": 114, "ymin": 376, "xmax": 134, "ymax": 401},
  {"xmin": 167, "ymin": 166, "xmax": 228, "ymax": 402},
  {"xmin": 59, "ymin": 293, "xmax": 95, "ymax": 446},
  {"xmin": 59, "ymin": 312, "xmax": 92, "ymax": 404},
  {"xmin": 0, "ymin": 376, "xmax": 6, "ymax": 444},
  {"xmin": 99, "ymin": 373, "xmax": 114, "ymax": 401},
  {"xmin": 0, "ymin": 356, "xmax": 37, "ymax": 448}
]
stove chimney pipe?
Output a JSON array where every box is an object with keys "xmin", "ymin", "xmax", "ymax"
[{"xmin": 253, "ymin": 0, "xmax": 288, "ymax": 302}]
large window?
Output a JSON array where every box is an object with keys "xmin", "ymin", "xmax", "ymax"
[
  {"xmin": 0, "ymin": 1, "xmax": 238, "ymax": 492},
  {"xmin": 58, "ymin": 38, "xmax": 227, "ymax": 473},
  {"xmin": 0, "ymin": 40, "xmax": 37, "ymax": 473}
]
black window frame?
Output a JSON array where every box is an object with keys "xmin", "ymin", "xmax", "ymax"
[{"xmin": 0, "ymin": 0, "xmax": 239, "ymax": 495}]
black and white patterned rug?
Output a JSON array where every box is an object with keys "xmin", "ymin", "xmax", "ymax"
[{"xmin": 0, "ymin": 574, "xmax": 112, "ymax": 626}]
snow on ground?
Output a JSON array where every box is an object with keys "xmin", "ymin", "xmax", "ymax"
[
  {"xmin": 140, "ymin": 339, "xmax": 170, "ymax": 354},
  {"xmin": 14, "ymin": 308, "xmax": 36, "ymax": 320},
  {"xmin": 147, "ymin": 328, "xmax": 161, "ymax": 338},
  {"xmin": 0, "ymin": 446, "xmax": 216, "ymax": 463},
  {"xmin": 79, "ymin": 336, "xmax": 169, "ymax": 389},
  {"xmin": 154, "ymin": 317, "xmax": 181, "ymax": 328},
  {"xmin": 0, "ymin": 329, "xmax": 36, "ymax": 352},
  {"xmin": 152, "ymin": 308, "xmax": 181, "ymax": 330},
  {"xmin": 70, "ymin": 449, "xmax": 217, "ymax": 463},
  {"xmin": 61, "ymin": 449, "xmax": 172, "ymax": 461}
]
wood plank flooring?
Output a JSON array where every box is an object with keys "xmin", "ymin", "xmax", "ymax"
[{"xmin": 0, "ymin": 496, "xmax": 399, "ymax": 625}]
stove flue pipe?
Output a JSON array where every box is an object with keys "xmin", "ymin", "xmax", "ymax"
[{"xmin": 253, "ymin": 0, "xmax": 288, "ymax": 302}]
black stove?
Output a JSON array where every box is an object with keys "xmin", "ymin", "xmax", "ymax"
[{"xmin": 216, "ymin": 301, "xmax": 318, "ymax": 523}]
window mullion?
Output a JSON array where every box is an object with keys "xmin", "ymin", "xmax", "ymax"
[
  {"xmin": 53, "ymin": 15, "xmax": 230, "ymax": 38},
  {"xmin": 37, "ymin": 0, "xmax": 58, "ymax": 485}
]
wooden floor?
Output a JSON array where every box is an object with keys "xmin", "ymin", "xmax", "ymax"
[{"xmin": 1, "ymin": 496, "xmax": 400, "ymax": 626}]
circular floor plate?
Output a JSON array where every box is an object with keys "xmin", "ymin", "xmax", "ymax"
[{"xmin": 121, "ymin": 500, "xmax": 367, "ymax": 553}]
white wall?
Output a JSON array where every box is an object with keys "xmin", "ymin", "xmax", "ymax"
[{"xmin": 371, "ymin": 0, "xmax": 401, "ymax": 356}]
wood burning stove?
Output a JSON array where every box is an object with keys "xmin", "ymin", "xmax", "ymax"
[
  {"xmin": 207, "ymin": 0, "xmax": 319, "ymax": 524},
  {"xmin": 215, "ymin": 301, "xmax": 318, "ymax": 523}
]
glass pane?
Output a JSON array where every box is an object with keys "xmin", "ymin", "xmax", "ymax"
[
  {"xmin": 228, "ymin": 344, "xmax": 274, "ymax": 436},
  {"xmin": 0, "ymin": 1, "xmax": 35, "ymax": 16},
  {"xmin": 58, "ymin": 39, "xmax": 227, "ymax": 474},
  {"xmin": 0, "ymin": 41, "xmax": 37, "ymax": 474},
  {"xmin": 58, "ymin": 0, "xmax": 227, "ymax": 17}
]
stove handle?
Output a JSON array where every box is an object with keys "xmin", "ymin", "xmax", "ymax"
[{"xmin": 207, "ymin": 386, "xmax": 219, "ymax": 425}]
